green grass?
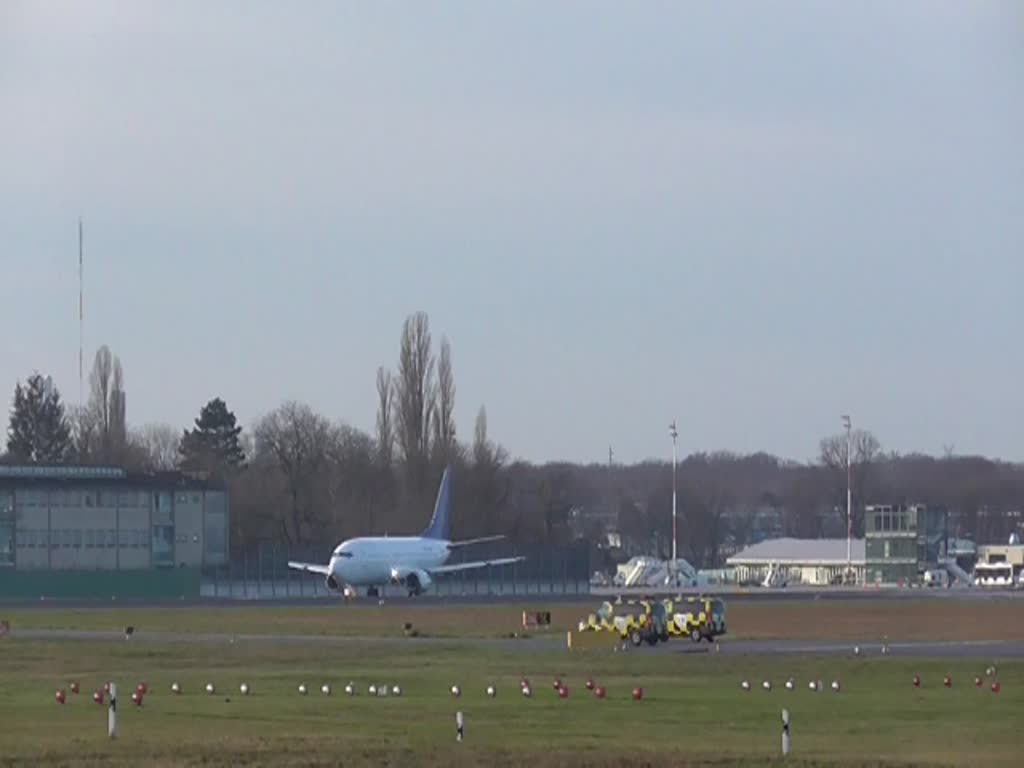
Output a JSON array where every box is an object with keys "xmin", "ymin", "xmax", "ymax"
[
  {"xmin": 0, "ymin": 636, "xmax": 1019, "ymax": 767},
  {"xmin": 7, "ymin": 598, "xmax": 1024, "ymax": 643}
]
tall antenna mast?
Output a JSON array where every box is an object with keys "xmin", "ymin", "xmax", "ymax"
[{"xmin": 79, "ymin": 217, "xmax": 84, "ymax": 410}]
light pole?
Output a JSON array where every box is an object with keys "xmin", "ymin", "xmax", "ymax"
[
  {"xmin": 669, "ymin": 421, "xmax": 678, "ymax": 571},
  {"xmin": 842, "ymin": 414, "xmax": 852, "ymax": 584}
]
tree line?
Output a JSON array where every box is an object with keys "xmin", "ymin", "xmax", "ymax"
[{"xmin": 5, "ymin": 312, "xmax": 1024, "ymax": 565}]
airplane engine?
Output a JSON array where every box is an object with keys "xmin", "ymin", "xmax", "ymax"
[
  {"xmin": 390, "ymin": 567, "xmax": 433, "ymax": 596},
  {"xmin": 325, "ymin": 573, "xmax": 340, "ymax": 591}
]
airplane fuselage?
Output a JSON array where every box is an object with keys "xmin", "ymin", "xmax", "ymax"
[{"xmin": 329, "ymin": 536, "xmax": 450, "ymax": 588}]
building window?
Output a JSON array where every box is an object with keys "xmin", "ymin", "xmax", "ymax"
[
  {"xmin": 85, "ymin": 494, "xmax": 93, "ymax": 508},
  {"xmin": 107, "ymin": 530, "xmax": 116, "ymax": 548},
  {"xmin": 874, "ymin": 514, "xmax": 882, "ymax": 532},
  {"xmin": 85, "ymin": 530, "xmax": 94, "ymax": 548},
  {"xmin": 73, "ymin": 530, "xmax": 82, "ymax": 548},
  {"xmin": 152, "ymin": 525, "xmax": 175, "ymax": 566}
]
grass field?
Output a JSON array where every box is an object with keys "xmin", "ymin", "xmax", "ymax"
[
  {"xmin": 1, "ymin": 600, "xmax": 1021, "ymax": 767},
  {"xmin": 5, "ymin": 597, "xmax": 1024, "ymax": 641}
]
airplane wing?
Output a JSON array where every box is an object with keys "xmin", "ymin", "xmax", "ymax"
[
  {"xmin": 287, "ymin": 561, "xmax": 332, "ymax": 576},
  {"xmin": 446, "ymin": 535, "xmax": 507, "ymax": 549},
  {"xmin": 429, "ymin": 556, "xmax": 525, "ymax": 575}
]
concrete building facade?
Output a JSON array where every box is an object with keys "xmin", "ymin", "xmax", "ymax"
[{"xmin": 0, "ymin": 465, "xmax": 229, "ymax": 572}]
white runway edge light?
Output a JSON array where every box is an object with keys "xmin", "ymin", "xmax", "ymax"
[
  {"xmin": 298, "ymin": 684, "xmax": 308, "ymax": 696},
  {"xmin": 368, "ymin": 685, "xmax": 378, "ymax": 696},
  {"xmin": 762, "ymin": 681, "xmax": 772, "ymax": 691},
  {"xmin": 171, "ymin": 682, "xmax": 181, "ymax": 694},
  {"xmin": 785, "ymin": 679, "xmax": 795, "ymax": 691},
  {"xmin": 321, "ymin": 684, "xmax": 331, "ymax": 696},
  {"xmin": 344, "ymin": 683, "xmax": 355, "ymax": 696},
  {"xmin": 486, "ymin": 685, "xmax": 496, "ymax": 698},
  {"xmin": 808, "ymin": 681, "xmax": 818, "ymax": 692},
  {"xmin": 240, "ymin": 683, "xmax": 250, "ymax": 696},
  {"xmin": 391, "ymin": 686, "xmax": 402, "ymax": 697},
  {"xmin": 831, "ymin": 681, "xmax": 841, "ymax": 692},
  {"xmin": 205, "ymin": 683, "xmax": 215, "ymax": 695},
  {"xmin": 741, "ymin": 680, "xmax": 751, "ymax": 691},
  {"xmin": 451, "ymin": 685, "xmax": 461, "ymax": 698}
]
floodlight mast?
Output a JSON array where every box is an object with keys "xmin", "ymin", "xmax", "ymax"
[
  {"xmin": 842, "ymin": 414, "xmax": 852, "ymax": 584},
  {"xmin": 670, "ymin": 420, "xmax": 678, "ymax": 573}
]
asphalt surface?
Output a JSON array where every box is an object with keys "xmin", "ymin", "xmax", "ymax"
[
  {"xmin": 10, "ymin": 627, "xmax": 1024, "ymax": 658},
  {"xmin": 4, "ymin": 586, "xmax": 1023, "ymax": 609}
]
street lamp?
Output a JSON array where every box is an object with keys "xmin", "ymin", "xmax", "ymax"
[
  {"xmin": 842, "ymin": 414, "xmax": 852, "ymax": 584},
  {"xmin": 669, "ymin": 421, "xmax": 678, "ymax": 571}
]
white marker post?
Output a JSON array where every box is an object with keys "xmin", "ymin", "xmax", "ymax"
[
  {"xmin": 781, "ymin": 709, "xmax": 790, "ymax": 757},
  {"xmin": 108, "ymin": 683, "xmax": 117, "ymax": 740},
  {"xmin": 455, "ymin": 711, "xmax": 464, "ymax": 743}
]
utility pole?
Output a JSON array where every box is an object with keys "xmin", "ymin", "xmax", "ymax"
[
  {"xmin": 842, "ymin": 414, "xmax": 852, "ymax": 584},
  {"xmin": 669, "ymin": 420, "xmax": 678, "ymax": 572},
  {"xmin": 78, "ymin": 217, "xmax": 84, "ymax": 411}
]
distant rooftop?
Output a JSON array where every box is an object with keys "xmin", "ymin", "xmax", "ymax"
[
  {"xmin": 727, "ymin": 537, "xmax": 866, "ymax": 566},
  {"xmin": 0, "ymin": 464, "xmax": 215, "ymax": 490},
  {"xmin": 0, "ymin": 465, "xmax": 126, "ymax": 480}
]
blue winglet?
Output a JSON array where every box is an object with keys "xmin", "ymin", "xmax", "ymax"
[{"xmin": 421, "ymin": 466, "xmax": 452, "ymax": 540}]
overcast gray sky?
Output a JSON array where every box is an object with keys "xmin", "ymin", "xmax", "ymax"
[{"xmin": 2, "ymin": 1, "xmax": 1022, "ymax": 464}]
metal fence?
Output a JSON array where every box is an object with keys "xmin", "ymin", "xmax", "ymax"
[{"xmin": 200, "ymin": 542, "xmax": 591, "ymax": 600}]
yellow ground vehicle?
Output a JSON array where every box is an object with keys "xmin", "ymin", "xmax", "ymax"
[
  {"xmin": 665, "ymin": 596, "xmax": 727, "ymax": 643},
  {"xmin": 580, "ymin": 599, "xmax": 673, "ymax": 647}
]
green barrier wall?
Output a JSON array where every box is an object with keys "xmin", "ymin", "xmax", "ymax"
[{"xmin": 0, "ymin": 568, "xmax": 201, "ymax": 599}]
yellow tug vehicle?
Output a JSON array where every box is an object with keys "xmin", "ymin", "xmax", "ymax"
[
  {"xmin": 579, "ymin": 595, "xmax": 726, "ymax": 647},
  {"xmin": 664, "ymin": 595, "xmax": 727, "ymax": 643}
]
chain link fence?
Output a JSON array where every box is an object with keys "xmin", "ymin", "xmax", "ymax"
[{"xmin": 201, "ymin": 541, "xmax": 591, "ymax": 599}]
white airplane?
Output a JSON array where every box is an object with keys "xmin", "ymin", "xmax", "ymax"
[{"xmin": 287, "ymin": 467, "xmax": 524, "ymax": 597}]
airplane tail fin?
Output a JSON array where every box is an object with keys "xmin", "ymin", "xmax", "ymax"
[{"xmin": 421, "ymin": 466, "xmax": 452, "ymax": 540}]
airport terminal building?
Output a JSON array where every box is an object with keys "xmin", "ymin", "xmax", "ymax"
[{"xmin": 0, "ymin": 464, "xmax": 228, "ymax": 597}]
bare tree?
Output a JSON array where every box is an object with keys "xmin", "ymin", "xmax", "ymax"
[
  {"xmin": 254, "ymin": 401, "xmax": 336, "ymax": 547},
  {"xmin": 132, "ymin": 423, "xmax": 181, "ymax": 471},
  {"xmin": 432, "ymin": 336, "xmax": 456, "ymax": 467},
  {"xmin": 85, "ymin": 345, "xmax": 128, "ymax": 463},
  {"xmin": 469, "ymin": 405, "xmax": 509, "ymax": 534},
  {"xmin": 819, "ymin": 428, "xmax": 881, "ymax": 536},
  {"xmin": 375, "ymin": 367, "xmax": 394, "ymax": 468},
  {"xmin": 394, "ymin": 312, "xmax": 436, "ymax": 504}
]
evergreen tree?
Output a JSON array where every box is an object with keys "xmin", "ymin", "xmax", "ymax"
[
  {"xmin": 6, "ymin": 374, "xmax": 73, "ymax": 463},
  {"xmin": 178, "ymin": 398, "xmax": 246, "ymax": 476}
]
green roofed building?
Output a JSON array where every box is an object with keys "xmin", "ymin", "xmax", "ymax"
[
  {"xmin": 864, "ymin": 503, "xmax": 948, "ymax": 586},
  {"xmin": 0, "ymin": 465, "xmax": 228, "ymax": 598}
]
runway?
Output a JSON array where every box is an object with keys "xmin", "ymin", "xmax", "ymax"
[
  {"xmin": 3, "ymin": 585, "xmax": 1022, "ymax": 609},
  {"xmin": 11, "ymin": 627, "xmax": 1024, "ymax": 658}
]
